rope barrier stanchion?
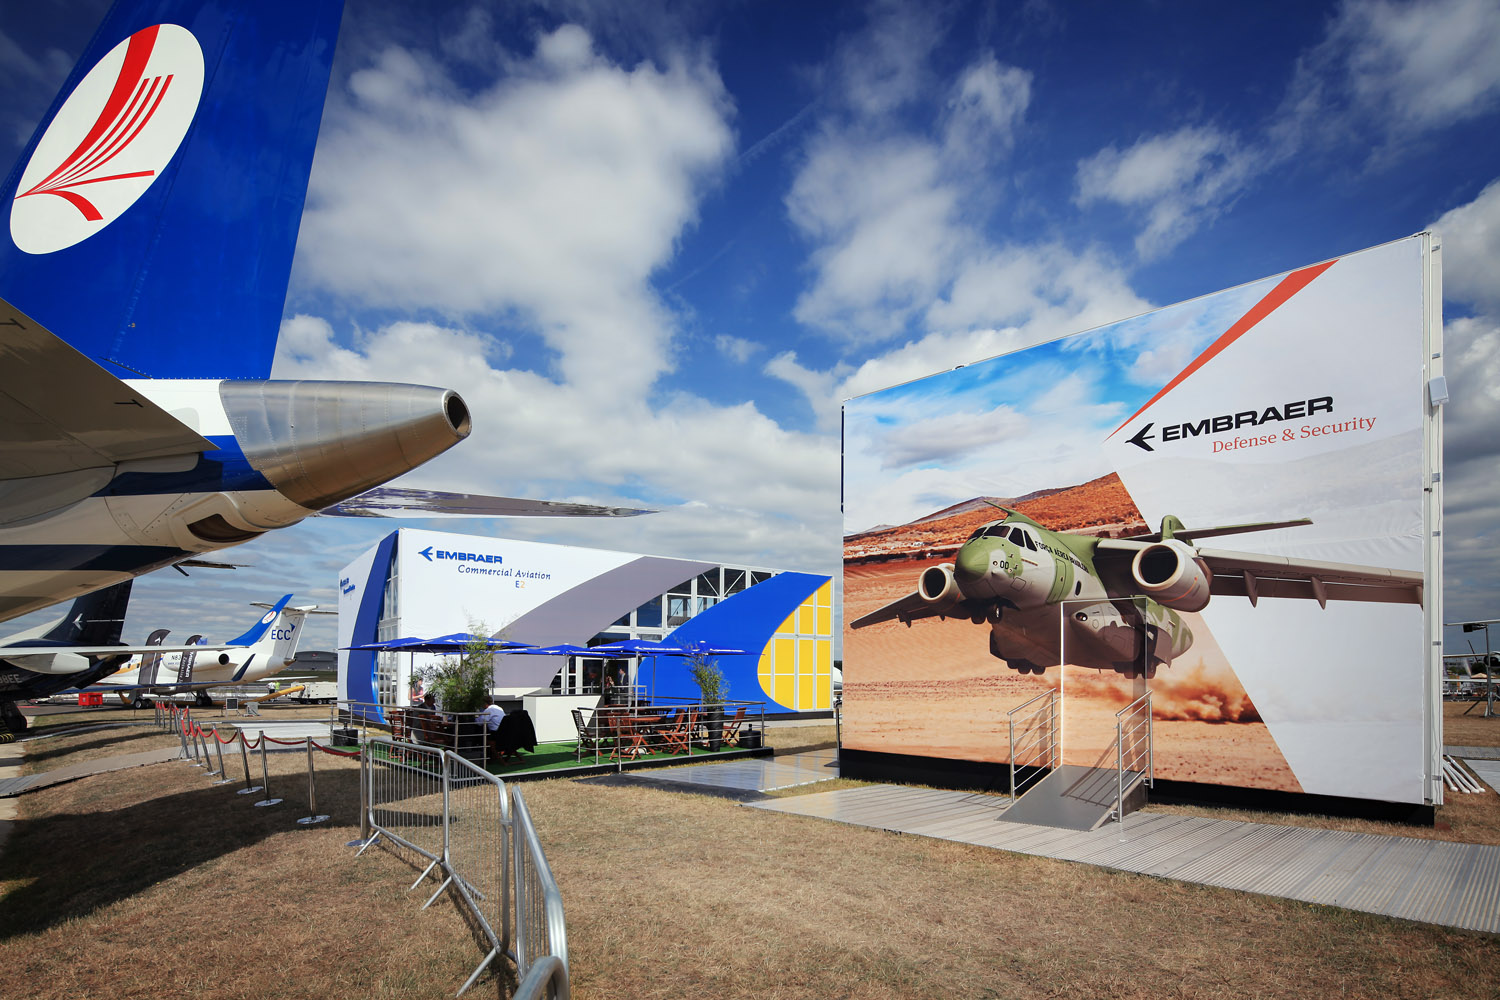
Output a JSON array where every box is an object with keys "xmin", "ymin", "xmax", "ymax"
[
  {"xmin": 298, "ymin": 738, "xmax": 330, "ymax": 826},
  {"xmin": 254, "ymin": 737, "xmax": 281, "ymax": 807},
  {"xmin": 237, "ymin": 733, "xmax": 263, "ymax": 796},
  {"xmin": 176, "ymin": 712, "xmax": 190, "ymax": 760},
  {"xmin": 209, "ymin": 726, "xmax": 234, "ymax": 785}
]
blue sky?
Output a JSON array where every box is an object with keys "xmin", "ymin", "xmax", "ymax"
[{"xmin": 3, "ymin": 0, "xmax": 1500, "ymax": 656}]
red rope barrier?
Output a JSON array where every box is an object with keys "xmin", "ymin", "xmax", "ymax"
[
  {"xmin": 262, "ymin": 735, "xmax": 306, "ymax": 746},
  {"xmin": 308, "ymin": 740, "xmax": 361, "ymax": 758}
]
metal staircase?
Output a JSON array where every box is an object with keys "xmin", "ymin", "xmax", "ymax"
[{"xmin": 1000, "ymin": 690, "xmax": 1153, "ymax": 832}]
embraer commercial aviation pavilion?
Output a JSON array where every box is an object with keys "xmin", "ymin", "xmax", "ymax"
[{"xmin": 338, "ymin": 528, "xmax": 834, "ymax": 741}]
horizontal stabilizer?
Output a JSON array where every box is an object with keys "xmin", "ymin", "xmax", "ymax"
[
  {"xmin": 318, "ymin": 486, "xmax": 654, "ymax": 518},
  {"xmin": 1137, "ymin": 517, "xmax": 1313, "ymax": 544},
  {"xmin": 0, "ymin": 299, "xmax": 213, "ymax": 482}
]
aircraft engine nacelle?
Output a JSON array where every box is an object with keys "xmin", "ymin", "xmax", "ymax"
[
  {"xmin": 1130, "ymin": 540, "xmax": 1212, "ymax": 612},
  {"xmin": 918, "ymin": 563, "xmax": 960, "ymax": 604}
]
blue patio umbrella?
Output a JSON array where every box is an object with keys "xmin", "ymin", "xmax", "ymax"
[
  {"xmin": 588, "ymin": 639, "xmax": 748, "ymax": 701},
  {"xmin": 513, "ymin": 643, "xmax": 596, "ymax": 657}
]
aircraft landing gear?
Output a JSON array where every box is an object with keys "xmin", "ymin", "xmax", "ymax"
[
  {"xmin": 0, "ymin": 699, "xmax": 27, "ymax": 735},
  {"xmin": 194, "ymin": 690, "xmax": 213, "ymax": 709}
]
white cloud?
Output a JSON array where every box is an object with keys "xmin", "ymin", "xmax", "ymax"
[
  {"xmin": 1279, "ymin": 0, "xmax": 1500, "ymax": 156},
  {"xmin": 272, "ymin": 317, "xmax": 842, "ymax": 580},
  {"xmin": 298, "ymin": 25, "xmax": 734, "ymax": 391},
  {"xmin": 1431, "ymin": 177, "xmax": 1500, "ymax": 314},
  {"xmin": 763, "ymin": 350, "xmax": 850, "ymax": 430},
  {"xmin": 1075, "ymin": 126, "xmax": 1254, "ymax": 258},
  {"xmin": 714, "ymin": 334, "xmax": 758, "ymax": 364},
  {"xmin": 832, "ymin": 0, "xmax": 945, "ymax": 119},
  {"xmin": 787, "ymin": 135, "xmax": 967, "ymax": 339},
  {"xmin": 783, "ymin": 4, "xmax": 1033, "ymax": 343},
  {"xmin": 941, "ymin": 56, "xmax": 1032, "ymax": 164}
]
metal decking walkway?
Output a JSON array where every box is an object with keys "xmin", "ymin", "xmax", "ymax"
[
  {"xmin": 0, "ymin": 746, "xmax": 181, "ymax": 798},
  {"xmin": 748, "ymin": 783, "xmax": 1500, "ymax": 934},
  {"xmin": 612, "ymin": 748, "xmax": 839, "ymax": 794}
]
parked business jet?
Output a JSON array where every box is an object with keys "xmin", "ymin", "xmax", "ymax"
[
  {"xmin": 0, "ymin": 593, "xmax": 324, "ymax": 726},
  {"xmin": 0, "ymin": 0, "xmax": 646, "ymax": 630}
]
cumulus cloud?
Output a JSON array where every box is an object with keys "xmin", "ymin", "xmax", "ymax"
[
  {"xmin": 714, "ymin": 334, "xmax": 758, "ymax": 364},
  {"xmin": 1431, "ymin": 178, "xmax": 1500, "ymax": 314},
  {"xmin": 1278, "ymin": 0, "xmax": 1500, "ymax": 158},
  {"xmin": 1075, "ymin": 126, "xmax": 1254, "ymax": 258},
  {"xmin": 298, "ymin": 25, "xmax": 734, "ymax": 392},
  {"xmin": 788, "ymin": 136, "xmax": 967, "ymax": 339},
  {"xmin": 272, "ymin": 317, "xmax": 842, "ymax": 578},
  {"xmin": 941, "ymin": 55, "xmax": 1032, "ymax": 165}
]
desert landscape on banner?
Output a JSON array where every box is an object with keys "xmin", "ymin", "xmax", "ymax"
[{"xmin": 843, "ymin": 473, "xmax": 1302, "ymax": 793}]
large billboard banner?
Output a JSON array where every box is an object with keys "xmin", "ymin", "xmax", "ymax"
[{"xmin": 842, "ymin": 235, "xmax": 1442, "ymax": 806}]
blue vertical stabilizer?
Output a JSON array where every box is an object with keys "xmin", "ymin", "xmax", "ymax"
[{"xmin": 0, "ymin": 0, "xmax": 346, "ymax": 379}]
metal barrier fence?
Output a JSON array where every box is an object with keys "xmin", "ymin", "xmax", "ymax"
[
  {"xmin": 361, "ymin": 736, "xmax": 569, "ymax": 998},
  {"xmin": 1006, "ymin": 689, "xmax": 1059, "ymax": 799},
  {"xmin": 1112, "ymin": 691, "xmax": 1153, "ymax": 828},
  {"xmin": 331, "ymin": 697, "xmax": 766, "ymax": 770}
]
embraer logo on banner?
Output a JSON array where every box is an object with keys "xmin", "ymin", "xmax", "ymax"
[
  {"xmin": 418, "ymin": 546, "xmax": 503, "ymax": 564},
  {"xmin": 1127, "ymin": 396, "xmax": 1335, "ymax": 452}
]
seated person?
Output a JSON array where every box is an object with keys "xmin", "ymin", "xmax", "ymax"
[
  {"xmin": 410, "ymin": 692, "xmax": 447, "ymax": 745},
  {"xmin": 478, "ymin": 695, "xmax": 509, "ymax": 757}
]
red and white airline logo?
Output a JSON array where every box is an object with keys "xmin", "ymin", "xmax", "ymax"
[{"xmin": 10, "ymin": 24, "xmax": 203, "ymax": 255}]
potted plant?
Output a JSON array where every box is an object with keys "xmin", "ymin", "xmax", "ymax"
[
  {"xmin": 686, "ymin": 649, "xmax": 728, "ymax": 750},
  {"xmin": 419, "ymin": 626, "xmax": 495, "ymax": 758}
]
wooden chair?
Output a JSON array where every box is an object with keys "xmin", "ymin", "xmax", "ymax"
[
  {"xmin": 572, "ymin": 708, "xmax": 605, "ymax": 762},
  {"xmin": 657, "ymin": 708, "xmax": 697, "ymax": 756},
  {"xmin": 719, "ymin": 706, "xmax": 747, "ymax": 747},
  {"xmin": 608, "ymin": 710, "xmax": 649, "ymax": 760}
]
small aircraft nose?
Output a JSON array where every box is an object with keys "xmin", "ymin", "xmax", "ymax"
[{"xmin": 954, "ymin": 544, "xmax": 991, "ymax": 585}]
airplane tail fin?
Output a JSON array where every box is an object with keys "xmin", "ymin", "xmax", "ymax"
[
  {"xmin": 39, "ymin": 581, "xmax": 133, "ymax": 645},
  {"xmin": 0, "ymin": 0, "xmax": 346, "ymax": 379},
  {"xmin": 269, "ymin": 607, "xmax": 313, "ymax": 666}
]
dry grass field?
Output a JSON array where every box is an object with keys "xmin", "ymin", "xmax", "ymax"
[{"xmin": 1, "ymin": 714, "xmax": 1497, "ymax": 999}]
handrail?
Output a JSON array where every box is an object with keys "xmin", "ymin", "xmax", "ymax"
[
  {"xmin": 1006, "ymin": 689, "xmax": 1059, "ymax": 799},
  {"xmin": 1112, "ymin": 691, "xmax": 1153, "ymax": 828}
]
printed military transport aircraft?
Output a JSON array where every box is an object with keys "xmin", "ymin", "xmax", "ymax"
[{"xmin": 851, "ymin": 507, "xmax": 1424, "ymax": 678}]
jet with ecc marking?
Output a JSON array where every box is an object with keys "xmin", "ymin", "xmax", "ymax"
[
  {"xmin": 0, "ymin": 0, "xmax": 648, "ymax": 630},
  {"xmin": 851, "ymin": 507, "xmax": 1423, "ymax": 678}
]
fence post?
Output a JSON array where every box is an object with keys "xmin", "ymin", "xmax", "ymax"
[
  {"xmin": 237, "ymin": 735, "xmax": 263, "ymax": 795},
  {"xmin": 347, "ymin": 737, "xmax": 370, "ymax": 847},
  {"xmin": 297, "ymin": 737, "xmax": 329, "ymax": 825},
  {"xmin": 177, "ymin": 714, "xmax": 190, "ymax": 760},
  {"xmin": 254, "ymin": 738, "xmax": 282, "ymax": 807}
]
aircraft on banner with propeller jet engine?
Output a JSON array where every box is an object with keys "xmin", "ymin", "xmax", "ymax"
[
  {"xmin": 852, "ymin": 506, "xmax": 1425, "ymax": 678},
  {"xmin": 0, "ymin": 0, "xmax": 648, "ymax": 638}
]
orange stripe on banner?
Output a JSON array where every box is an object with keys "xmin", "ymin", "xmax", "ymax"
[{"xmin": 1107, "ymin": 259, "xmax": 1339, "ymax": 438}]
